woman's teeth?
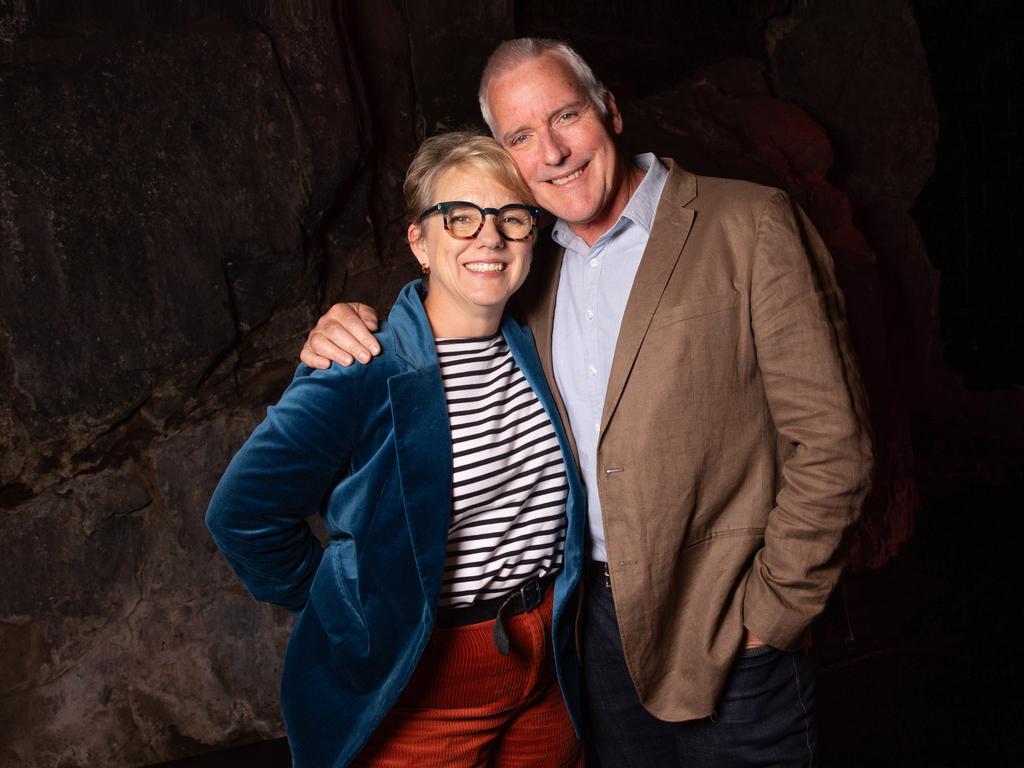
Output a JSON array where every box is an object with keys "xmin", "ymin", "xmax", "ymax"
[{"xmin": 465, "ymin": 262, "xmax": 506, "ymax": 272}]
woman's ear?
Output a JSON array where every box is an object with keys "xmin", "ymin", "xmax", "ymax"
[{"xmin": 407, "ymin": 223, "xmax": 428, "ymax": 269}]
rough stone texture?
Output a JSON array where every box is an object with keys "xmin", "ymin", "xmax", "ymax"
[
  {"xmin": 767, "ymin": 0, "xmax": 939, "ymax": 208},
  {"xmin": 0, "ymin": 418, "xmax": 291, "ymax": 766},
  {"xmin": 404, "ymin": 0, "xmax": 515, "ymax": 133},
  {"xmin": 321, "ymin": 0, "xmax": 421, "ymax": 315},
  {"xmin": 0, "ymin": 1, "xmax": 942, "ymax": 765},
  {"xmin": 0, "ymin": 3, "xmax": 363, "ymax": 765},
  {"xmin": 0, "ymin": 10, "xmax": 358, "ymax": 492}
]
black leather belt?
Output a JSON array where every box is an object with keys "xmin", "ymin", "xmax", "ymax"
[
  {"xmin": 435, "ymin": 572, "xmax": 557, "ymax": 655},
  {"xmin": 584, "ymin": 559, "xmax": 612, "ymax": 589}
]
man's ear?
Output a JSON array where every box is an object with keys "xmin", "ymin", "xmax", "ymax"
[{"xmin": 605, "ymin": 90, "xmax": 624, "ymax": 136}]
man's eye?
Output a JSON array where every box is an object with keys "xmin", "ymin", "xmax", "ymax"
[
  {"xmin": 556, "ymin": 111, "xmax": 578, "ymax": 123},
  {"xmin": 509, "ymin": 133, "xmax": 531, "ymax": 147}
]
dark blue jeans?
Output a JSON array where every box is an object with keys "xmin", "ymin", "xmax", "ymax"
[{"xmin": 582, "ymin": 576, "xmax": 818, "ymax": 767}]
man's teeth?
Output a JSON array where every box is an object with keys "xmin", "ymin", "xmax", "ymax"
[
  {"xmin": 465, "ymin": 262, "xmax": 506, "ymax": 272},
  {"xmin": 551, "ymin": 167, "xmax": 584, "ymax": 186}
]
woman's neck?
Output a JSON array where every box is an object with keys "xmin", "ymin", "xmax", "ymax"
[{"xmin": 423, "ymin": 295, "xmax": 502, "ymax": 339}]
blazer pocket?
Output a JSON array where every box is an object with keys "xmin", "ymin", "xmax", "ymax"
[
  {"xmin": 651, "ymin": 291, "xmax": 739, "ymax": 330},
  {"xmin": 309, "ymin": 540, "xmax": 369, "ymax": 647}
]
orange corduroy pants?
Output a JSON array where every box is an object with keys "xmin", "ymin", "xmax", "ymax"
[{"xmin": 352, "ymin": 588, "xmax": 583, "ymax": 767}]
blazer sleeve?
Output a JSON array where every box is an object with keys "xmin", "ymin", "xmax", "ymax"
[
  {"xmin": 742, "ymin": 191, "xmax": 874, "ymax": 649},
  {"xmin": 205, "ymin": 363, "xmax": 365, "ymax": 613}
]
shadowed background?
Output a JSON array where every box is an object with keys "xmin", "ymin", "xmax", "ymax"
[{"xmin": 1, "ymin": 1, "xmax": 1021, "ymax": 766}]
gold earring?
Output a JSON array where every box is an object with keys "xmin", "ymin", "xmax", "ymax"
[{"xmin": 420, "ymin": 263, "xmax": 430, "ymax": 276}]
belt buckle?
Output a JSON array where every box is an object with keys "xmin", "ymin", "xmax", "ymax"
[
  {"xmin": 519, "ymin": 577, "xmax": 542, "ymax": 611},
  {"xmin": 602, "ymin": 562, "xmax": 611, "ymax": 590}
]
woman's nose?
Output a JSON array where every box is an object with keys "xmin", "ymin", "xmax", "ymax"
[{"xmin": 476, "ymin": 214, "xmax": 504, "ymax": 247}]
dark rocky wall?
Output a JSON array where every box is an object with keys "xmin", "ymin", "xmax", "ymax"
[
  {"xmin": 1, "ymin": 2, "xmax": 518, "ymax": 765},
  {"xmin": 0, "ymin": 1, "xmax": 951, "ymax": 765},
  {"xmin": 0, "ymin": 5, "xmax": 357, "ymax": 765}
]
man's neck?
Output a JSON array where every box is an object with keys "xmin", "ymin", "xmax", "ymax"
[{"xmin": 569, "ymin": 161, "xmax": 646, "ymax": 247}]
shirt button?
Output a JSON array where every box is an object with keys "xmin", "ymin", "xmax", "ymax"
[
  {"xmin": 585, "ymin": 309, "xmax": 594, "ymax": 320},
  {"xmin": 589, "ymin": 258, "xmax": 599, "ymax": 269},
  {"xmin": 588, "ymin": 365, "xmax": 597, "ymax": 376}
]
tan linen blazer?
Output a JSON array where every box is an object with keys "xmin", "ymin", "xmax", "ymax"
[{"xmin": 513, "ymin": 159, "xmax": 873, "ymax": 722}]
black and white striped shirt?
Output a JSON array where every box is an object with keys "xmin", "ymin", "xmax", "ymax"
[{"xmin": 435, "ymin": 333, "xmax": 568, "ymax": 608}]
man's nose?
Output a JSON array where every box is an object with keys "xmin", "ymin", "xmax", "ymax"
[{"xmin": 538, "ymin": 126, "xmax": 569, "ymax": 165}]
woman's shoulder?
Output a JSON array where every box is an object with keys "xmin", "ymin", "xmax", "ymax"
[
  {"xmin": 291, "ymin": 322, "xmax": 408, "ymax": 389},
  {"xmin": 289, "ymin": 292, "xmax": 435, "ymax": 389}
]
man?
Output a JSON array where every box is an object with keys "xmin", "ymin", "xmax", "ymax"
[{"xmin": 301, "ymin": 38, "xmax": 872, "ymax": 766}]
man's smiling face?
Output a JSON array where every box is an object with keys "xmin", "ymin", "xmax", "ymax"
[{"xmin": 486, "ymin": 53, "xmax": 630, "ymax": 245}]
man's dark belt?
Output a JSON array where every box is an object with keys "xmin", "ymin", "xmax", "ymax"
[
  {"xmin": 435, "ymin": 571, "xmax": 557, "ymax": 655},
  {"xmin": 584, "ymin": 559, "xmax": 612, "ymax": 589}
]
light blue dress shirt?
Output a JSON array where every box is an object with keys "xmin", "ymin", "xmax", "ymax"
[{"xmin": 550, "ymin": 154, "xmax": 669, "ymax": 561}]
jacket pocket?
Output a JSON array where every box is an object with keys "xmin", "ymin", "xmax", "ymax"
[
  {"xmin": 651, "ymin": 291, "xmax": 739, "ymax": 330},
  {"xmin": 309, "ymin": 539, "xmax": 369, "ymax": 647}
]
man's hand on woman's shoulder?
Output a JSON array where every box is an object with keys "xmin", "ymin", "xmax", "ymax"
[{"xmin": 300, "ymin": 302, "xmax": 381, "ymax": 369}]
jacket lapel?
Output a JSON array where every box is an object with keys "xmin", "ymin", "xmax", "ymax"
[
  {"xmin": 388, "ymin": 369, "xmax": 452, "ymax": 608},
  {"xmin": 520, "ymin": 240, "xmax": 580, "ymax": 465},
  {"xmin": 503, "ymin": 316, "xmax": 578, "ymax": 487},
  {"xmin": 503, "ymin": 317, "xmax": 585, "ymax": 584},
  {"xmin": 386, "ymin": 283, "xmax": 454, "ymax": 609},
  {"xmin": 526, "ymin": 237, "xmax": 562, "ymax": 376},
  {"xmin": 601, "ymin": 162, "xmax": 697, "ymax": 434}
]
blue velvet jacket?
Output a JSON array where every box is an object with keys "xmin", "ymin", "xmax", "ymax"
[{"xmin": 206, "ymin": 281, "xmax": 585, "ymax": 767}]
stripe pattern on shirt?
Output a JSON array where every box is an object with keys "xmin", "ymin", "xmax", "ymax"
[{"xmin": 435, "ymin": 333, "xmax": 567, "ymax": 608}]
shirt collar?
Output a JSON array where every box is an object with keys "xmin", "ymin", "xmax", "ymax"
[{"xmin": 551, "ymin": 153, "xmax": 667, "ymax": 249}]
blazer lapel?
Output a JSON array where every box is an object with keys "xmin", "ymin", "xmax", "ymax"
[
  {"xmin": 388, "ymin": 367, "xmax": 452, "ymax": 608},
  {"xmin": 522, "ymin": 240, "xmax": 581, "ymax": 465},
  {"xmin": 503, "ymin": 316, "xmax": 585, "ymax": 580},
  {"xmin": 601, "ymin": 162, "xmax": 697, "ymax": 434},
  {"xmin": 384, "ymin": 284, "xmax": 455, "ymax": 609},
  {"xmin": 526, "ymin": 237, "xmax": 562, "ymax": 373}
]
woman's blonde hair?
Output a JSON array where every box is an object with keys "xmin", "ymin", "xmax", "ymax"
[{"xmin": 404, "ymin": 131, "xmax": 535, "ymax": 225}]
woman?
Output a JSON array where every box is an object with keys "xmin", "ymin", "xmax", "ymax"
[{"xmin": 206, "ymin": 131, "xmax": 585, "ymax": 767}]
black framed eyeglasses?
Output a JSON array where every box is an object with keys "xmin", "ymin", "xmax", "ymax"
[{"xmin": 417, "ymin": 201, "xmax": 540, "ymax": 241}]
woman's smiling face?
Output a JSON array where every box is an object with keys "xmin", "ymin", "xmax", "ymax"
[{"xmin": 408, "ymin": 164, "xmax": 534, "ymax": 338}]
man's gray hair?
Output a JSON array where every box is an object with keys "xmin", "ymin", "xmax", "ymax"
[{"xmin": 478, "ymin": 38, "xmax": 609, "ymax": 138}]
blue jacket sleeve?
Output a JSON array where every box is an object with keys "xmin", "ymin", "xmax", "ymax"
[{"xmin": 205, "ymin": 363, "xmax": 364, "ymax": 612}]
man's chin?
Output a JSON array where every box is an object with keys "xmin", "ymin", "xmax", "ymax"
[{"xmin": 537, "ymin": 195, "xmax": 598, "ymax": 227}]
